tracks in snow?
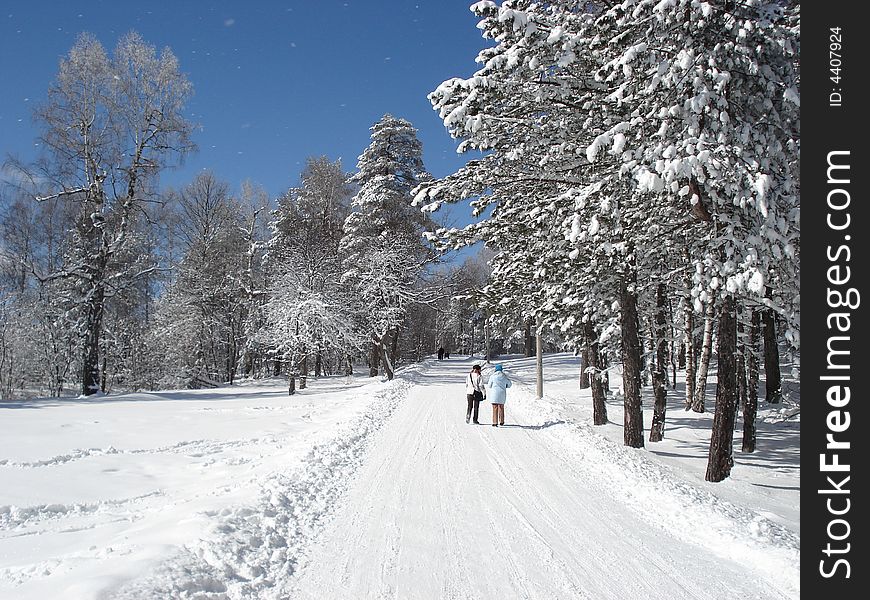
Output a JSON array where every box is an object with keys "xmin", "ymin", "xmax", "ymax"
[{"xmin": 110, "ymin": 375, "xmax": 416, "ymax": 599}]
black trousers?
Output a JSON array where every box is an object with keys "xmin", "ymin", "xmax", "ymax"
[{"xmin": 466, "ymin": 394, "xmax": 481, "ymax": 422}]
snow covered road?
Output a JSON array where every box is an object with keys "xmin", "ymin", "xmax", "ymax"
[
  {"xmin": 1, "ymin": 356, "xmax": 799, "ymax": 599},
  {"xmin": 288, "ymin": 357, "xmax": 798, "ymax": 600}
]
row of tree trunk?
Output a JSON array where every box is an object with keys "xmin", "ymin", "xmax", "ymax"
[{"xmin": 578, "ymin": 278, "xmax": 785, "ymax": 482}]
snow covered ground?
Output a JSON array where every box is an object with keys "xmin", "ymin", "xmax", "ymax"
[{"xmin": 0, "ymin": 354, "xmax": 799, "ymax": 599}]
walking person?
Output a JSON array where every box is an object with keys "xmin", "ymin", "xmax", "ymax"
[
  {"xmin": 465, "ymin": 364, "xmax": 485, "ymax": 424},
  {"xmin": 437, "ymin": 346, "xmax": 445, "ymax": 360},
  {"xmin": 487, "ymin": 364, "xmax": 512, "ymax": 427}
]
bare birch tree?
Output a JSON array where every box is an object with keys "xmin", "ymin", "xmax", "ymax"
[{"xmin": 28, "ymin": 32, "xmax": 194, "ymax": 395}]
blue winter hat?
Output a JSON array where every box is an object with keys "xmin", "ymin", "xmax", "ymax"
[{"xmin": 494, "ymin": 364, "xmax": 503, "ymax": 371}]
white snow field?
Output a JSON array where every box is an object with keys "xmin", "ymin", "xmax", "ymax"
[{"xmin": 0, "ymin": 354, "xmax": 799, "ymax": 599}]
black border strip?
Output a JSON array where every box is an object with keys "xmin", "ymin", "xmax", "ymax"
[{"xmin": 803, "ymin": 2, "xmax": 866, "ymax": 596}]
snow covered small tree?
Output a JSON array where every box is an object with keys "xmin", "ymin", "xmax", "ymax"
[
  {"xmin": 0, "ymin": 188, "xmax": 76, "ymax": 397},
  {"xmin": 264, "ymin": 156, "xmax": 357, "ymax": 390},
  {"xmin": 153, "ymin": 172, "xmax": 249, "ymax": 387},
  {"xmin": 236, "ymin": 181, "xmax": 270, "ymax": 379}
]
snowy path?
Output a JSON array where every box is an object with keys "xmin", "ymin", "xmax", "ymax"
[
  {"xmin": 1, "ymin": 356, "xmax": 798, "ymax": 599},
  {"xmin": 288, "ymin": 358, "xmax": 797, "ymax": 600}
]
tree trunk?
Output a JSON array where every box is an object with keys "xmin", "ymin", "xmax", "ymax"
[
  {"xmin": 243, "ymin": 349, "xmax": 254, "ymax": 377},
  {"xmin": 683, "ymin": 288, "xmax": 695, "ymax": 410},
  {"xmin": 100, "ymin": 352, "xmax": 108, "ymax": 394},
  {"xmin": 81, "ymin": 283, "xmax": 105, "ymax": 396},
  {"xmin": 650, "ymin": 283, "xmax": 668, "ymax": 442},
  {"xmin": 345, "ymin": 353, "xmax": 354, "ymax": 376},
  {"xmin": 315, "ymin": 350, "xmax": 322, "ymax": 378},
  {"xmin": 620, "ymin": 278, "xmax": 644, "ymax": 448},
  {"xmin": 742, "ymin": 310, "xmax": 762, "ymax": 453},
  {"xmin": 706, "ymin": 296, "xmax": 738, "ymax": 482},
  {"xmin": 762, "ymin": 308, "xmax": 782, "ymax": 404},
  {"xmin": 524, "ymin": 318, "xmax": 534, "ymax": 358},
  {"xmin": 369, "ymin": 338, "xmax": 380, "ymax": 377},
  {"xmin": 381, "ymin": 342, "xmax": 395, "ymax": 380},
  {"xmin": 299, "ymin": 355, "xmax": 307, "ymax": 389},
  {"xmin": 579, "ymin": 344, "xmax": 591, "ymax": 390},
  {"xmin": 390, "ymin": 327, "xmax": 400, "ymax": 366},
  {"xmin": 584, "ymin": 321, "xmax": 607, "ymax": 426},
  {"xmin": 535, "ymin": 315, "xmax": 543, "ymax": 399},
  {"xmin": 737, "ymin": 317, "xmax": 747, "ymax": 428},
  {"xmin": 692, "ymin": 297, "xmax": 715, "ymax": 412},
  {"xmin": 668, "ymin": 296, "xmax": 677, "ymax": 388},
  {"xmin": 226, "ymin": 318, "xmax": 236, "ymax": 384},
  {"xmin": 288, "ymin": 351, "xmax": 297, "ymax": 395}
]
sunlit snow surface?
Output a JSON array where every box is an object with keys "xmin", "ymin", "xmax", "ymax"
[{"xmin": 0, "ymin": 355, "xmax": 799, "ymax": 599}]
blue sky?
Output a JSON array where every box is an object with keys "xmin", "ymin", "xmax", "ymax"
[{"xmin": 1, "ymin": 1, "xmax": 489, "ymax": 222}]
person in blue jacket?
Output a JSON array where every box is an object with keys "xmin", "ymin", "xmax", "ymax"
[{"xmin": 486, "ymin": 364, "xmax": 512, "ymax": 427}]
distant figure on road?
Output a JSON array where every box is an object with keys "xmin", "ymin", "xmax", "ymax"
[
  {"xmin": 465, "ymin": 364, "xmax": 485, "ymax": 424},
  {"xmin": 487, "ymin": 364, "xmax": 512, "ymax": 427},
  {"xmin": 444, "ymin": 347, "xmax": 450, "ymax": 359},
  {"xmin": 437, "ymin": 346, "xmax": 445, "ymax": 360}
]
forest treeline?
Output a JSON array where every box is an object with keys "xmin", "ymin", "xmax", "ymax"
[
  {"xmin": 0, "ymin": 32, "xmax": 495, "ymax": 401},
  {"xmin": 1, "ymin": 0, "xmax": 800, "ymax": 482}
]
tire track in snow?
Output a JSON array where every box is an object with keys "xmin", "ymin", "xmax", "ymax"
[
  {"xmin": 287, "ymin": 358, "xmax": 797, "ymax": 600},
  {"xmin": 434, "ymin": 402, "xmax": 475, "ymax": 600},
  {"xmin": 474, "ymin": 425, "xmax": 627, "ymax": 599},
  {"xmin": 475, "ymin": 395, "xmax": 780, "ymax": 599},
  {"xmin": 287, "ymin": 361, "xmax": 481, "ymax": 600},
  {"xmin": 504, "ymin": 383, "xmax": 800, "ymax": 598}
]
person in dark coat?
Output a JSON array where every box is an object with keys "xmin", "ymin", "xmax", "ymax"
[{"xmin": 437, "ymin": 346, "xmax": 445, "ymax": 360}]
